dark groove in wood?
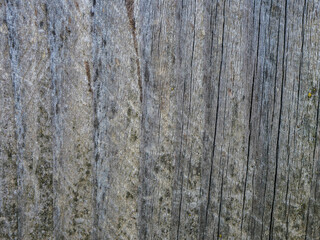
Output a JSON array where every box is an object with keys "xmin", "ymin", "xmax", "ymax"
[
  {"xmin": 204, "ymin": 1, "xmax": 226, "ymax": 238},
  {"xmin": 269, "ymin": 1, "xmax": 287, "ymax": 239}
]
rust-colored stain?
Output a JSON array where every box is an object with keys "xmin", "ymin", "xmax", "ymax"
[
  {"xmin": 85, "ymin": 61, "xmax": 92, "ymax": 93},
  {"xmin": 125, "ymin": 0, "xmax": 142, "ymax": 103},
  {"xmin": 74, "ymin": 0, "xmax": 80, "ymax": 11},
  {"xmin": 115, "ymin": 58, "xmax": 120, "ymax": 66},
  {"xmin": 125, "ymin": 0, "xmax": 135, "ymax": 32}
]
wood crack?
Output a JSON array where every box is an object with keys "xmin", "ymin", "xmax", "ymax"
[
  {"xmin": 269, "ymin": 1, "xmax": 287, "ymax": 239},
  {"xmin": 203, "ymin": 1, "xmax": 226, "ymax": 238}
]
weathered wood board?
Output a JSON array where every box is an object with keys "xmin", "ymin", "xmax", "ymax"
[{"xmin": 0, "ymin": 0, "xmax": 319, "ymax": 239}]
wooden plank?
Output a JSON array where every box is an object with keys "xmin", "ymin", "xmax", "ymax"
[{"xmin": 0, "ymin": 0, "xmax": 319, "ymax": 239}]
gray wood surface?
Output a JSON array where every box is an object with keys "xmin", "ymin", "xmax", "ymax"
[{"xmin": 0, "ymin": 0, "xmax": 319, "ymax": 239}]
